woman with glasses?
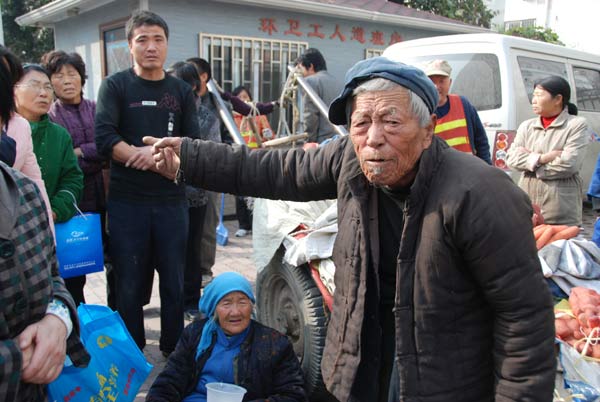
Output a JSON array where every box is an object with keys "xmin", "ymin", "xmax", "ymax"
[
  {"xmin": 42, "ymin": 50, "xmax": 108, "ymax": 306},
  {"xmin": 14, "ymin": 62, "xmax": 83, "ymax": 269},
  {"xmin": 0, "ymin": 47, "xmax": 54, "ymax": 233}
]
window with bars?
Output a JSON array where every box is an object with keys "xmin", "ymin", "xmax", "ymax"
[{"xmin": 199, "ymin": 33, "xmax": 308, "ymax": 103}]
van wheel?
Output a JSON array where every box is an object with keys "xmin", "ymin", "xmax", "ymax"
[{"xmin": 257, "ymin": 249, "xmax": 336, "ymax": 401}]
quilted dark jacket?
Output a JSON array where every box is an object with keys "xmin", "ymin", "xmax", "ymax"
[
  {"xmin": 146, "ymin": 319, "xmax": 306, "ymax": 402},
  {"xmin": 180, "ymin": 135, "xmax": 556, "ymax": 402}
]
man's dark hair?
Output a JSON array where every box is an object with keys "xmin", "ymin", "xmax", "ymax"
[
  {"xmin": 186, "ymin": 57, "xmax": 211, "ymax": 81},
  {"xmin": 41, "ymin": 50, "xmax": 88, "ymax": 88},
  {"xmin": 0, "ymin": 45, "xmax": 21, "ymax": 127},
  {"xmin": 126, "ymin": 10, "xmax": 169, "ymax": 42},
  {"xmin": 168, "ymin": 61, "xmax": 201, "ymax": 95},
  {"xmin": 297, "ymin": 48, "xmax": 327, "ymax": 72}
]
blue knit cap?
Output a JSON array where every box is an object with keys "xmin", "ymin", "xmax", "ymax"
[
  {"xmin": 328, "ymin": 56, "xmax": 439, "ymax": 125},
  {"xmin": 196, "ymin": 272, "xmax": 255, "ymax": 358}
]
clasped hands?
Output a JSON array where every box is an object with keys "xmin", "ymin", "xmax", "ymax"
[
  {"xmin": 17, "ymin": 314, "xmax": 68, "ymax": 384},
  {"xmin": 124, "ymin": 144, "xmax": 156, "ymax": 171},
  {"xmin": 142, "ymin": 136, "xmax": 183, "ymax": 181}
]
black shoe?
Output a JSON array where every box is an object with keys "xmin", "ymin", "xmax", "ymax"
[{"xmin": 161, "ymin": 350, "xmax": 172, "ymax": 358}]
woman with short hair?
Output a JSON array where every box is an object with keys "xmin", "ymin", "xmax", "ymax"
[
  {"xmin": 42, "ymin": 50, "xmax": 108, "ymax": 306},
  {"xmin": 0, "ymin": 46, "xmax": 52, "ymax": 231},
  {"xmin": 42, "ymin": 50, "xmax": 105, "ymax": 215},
  {"xmin": 14, "ymin": 63, "xmax": 84, "ymax": 301}
]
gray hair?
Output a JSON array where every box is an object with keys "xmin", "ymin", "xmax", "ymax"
[{"xmin": 345, "ymin": 78, "xmax": 432, "ymax": 127}]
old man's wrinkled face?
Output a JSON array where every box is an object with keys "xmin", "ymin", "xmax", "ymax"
[{"xmin": 349, "ymin": 89, "xmax": 435, "ymax": 188}]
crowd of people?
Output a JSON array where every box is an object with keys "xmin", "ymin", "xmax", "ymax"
[
  {"xmin": 0, "ymin": 10, "xmax": 307, "ymax": 402},
  {"xmin": 0, "ymin": 39, "xmax": 90, "ymax": 402},
  {"xmin": 0, "ymin": 6, "xmax": 597, "ymax": 402}
]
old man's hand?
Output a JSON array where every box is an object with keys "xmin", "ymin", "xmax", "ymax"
[
  {"xmin": 143, "ymin": 136, "xmax": 182, "ymax": 181},
  {"xmin": 18, "ymin": 314, "xmax": 67, "ymax": 384}
]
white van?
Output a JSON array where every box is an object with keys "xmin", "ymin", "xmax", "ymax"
[{"xmin": 383, "ymin": 33, "xmax": 600, "ymax": 193}]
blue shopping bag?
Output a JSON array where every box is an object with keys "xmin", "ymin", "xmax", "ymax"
[
  {"xmin": 55, "ymin": 213, "xmax": 104, "ymax": 278},
  {"xmin": 47, "ymin": 304, "xmax": 153, "ymax": 402}
]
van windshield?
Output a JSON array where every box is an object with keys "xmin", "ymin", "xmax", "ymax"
[{"xmin": 397, "ymin": 53, "xmax": 501, "ymax": 111}]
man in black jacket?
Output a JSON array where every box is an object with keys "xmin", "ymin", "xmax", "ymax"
[
  {"xmin": 144, "ymin": 57, "xmax": 555, "ymax": 402},
  {"xmin": 95, "ymin": 11, "xmax": 200, "ymax": 357}
]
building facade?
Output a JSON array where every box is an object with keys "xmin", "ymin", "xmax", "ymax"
[{"xmin": 17, "ymin": 0, "xmax": 486, "ymax": 102}]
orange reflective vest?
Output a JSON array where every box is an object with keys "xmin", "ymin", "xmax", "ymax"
[
  {"xmin": 234, "ymin": 114, "xmax": 271, "ymax": 149},
  {"xmin": 434, "ymin": 94, "xmax": 473, "ymax": 154}
]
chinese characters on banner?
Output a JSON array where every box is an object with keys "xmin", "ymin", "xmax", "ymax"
[{"xmin": 260, "ymin": 18, "xmax": 403, "ymax": 46}]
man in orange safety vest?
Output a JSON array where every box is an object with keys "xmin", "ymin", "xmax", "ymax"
[{"xmin": 425, "ymin": 59, "xmax": 491, "ymax": 164}]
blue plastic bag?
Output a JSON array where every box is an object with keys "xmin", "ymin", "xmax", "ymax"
[
  {"xmin": 592, "ymin": 218, "xmax": 600, "ymax": 249},
  {"xmin": 47, "ymin": 304, "xmax": 153, "ymax": 401},
  {"xmin": 55, "ymin": 213, "xmax": 104, "ymax": 278},
  {"xmin": 216, "ymin": 193, "xmax": 228, "ymax": 246}
]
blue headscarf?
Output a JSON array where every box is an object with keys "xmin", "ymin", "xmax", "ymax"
[{"xmin": 196, "ymin": 272, "xmax": 255, "ymax": 359}]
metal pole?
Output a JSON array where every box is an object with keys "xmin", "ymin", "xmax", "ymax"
[
  {"xmin": 0, "ymin": 3, "xmax": 4, "ymax": 45},
  {"xmin": 288, "ymin": 65, "xmax": 348, "ymax": 137},
  {"xmin": 206, "ymin": 79, "xmax": 245, "ymax": 146}
]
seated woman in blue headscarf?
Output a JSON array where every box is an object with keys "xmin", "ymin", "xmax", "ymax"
[{"xmin": 146, "ymin": 272, "xmax": 307, "ymax": 402}]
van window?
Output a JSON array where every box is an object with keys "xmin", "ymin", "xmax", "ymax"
[
  {"xmin": 396, "ymin": 53, "xmax": 501, "ymax": 111},
  {"xmin": 573, "ymin": 67, "xmax": 600, "ymax": 112},
  {"xmin": 517, "ymin": 56, "xmax": 568, "ymax": 102}
]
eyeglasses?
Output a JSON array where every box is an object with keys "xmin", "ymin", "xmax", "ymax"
[{"xmin": 15, "ymin": 81, "xmax": 54, "ymax": 94}]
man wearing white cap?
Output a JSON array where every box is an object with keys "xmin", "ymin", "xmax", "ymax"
[{"xmin": 425, "ymin": 59, "xmax": 491, "ymax": 164}]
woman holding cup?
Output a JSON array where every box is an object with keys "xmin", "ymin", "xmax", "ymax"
[{"xmin": 147, "ymin": 272, "xmax": 306, "ymax": 402}]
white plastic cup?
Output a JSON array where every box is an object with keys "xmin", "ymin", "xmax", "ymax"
[{"xmin": 206, "ymin": 382, "xmax": 247, "ymax": 402}]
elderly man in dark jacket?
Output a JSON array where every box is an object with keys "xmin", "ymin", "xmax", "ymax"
[{"xmin": 144, "ymin": 57, "xmax": 555, "ymax": 402}]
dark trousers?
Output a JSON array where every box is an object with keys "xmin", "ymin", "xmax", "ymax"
[
  {"xmin": 184, "ymin": 204, "xmax": 208, "ymax": 311},
  {"xmin": 200, "ymin": 192, "xmax": 218, "ymax": 274},
  {"xmin": 64, "ymin": 276, "xmax": 86, "ymax": 306},
  {"xmin": 235, "ymin": 196, "xmax": 252, "ymax": 231},
  {"xmin": 381, "ymin": 306, "xmax": 397, "ymax": 402},
  {"xmin": 107, "ymin": 199, "xmax": 188, "ymax": 353}
]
